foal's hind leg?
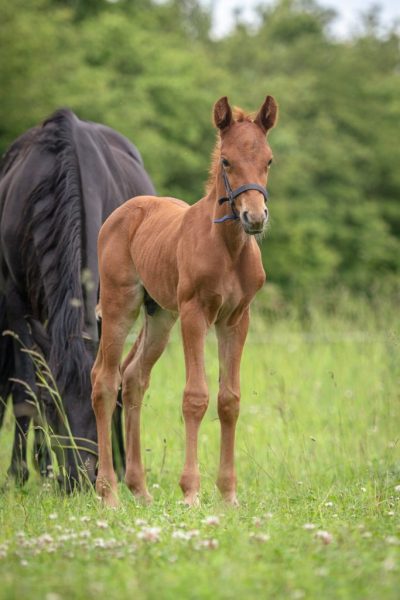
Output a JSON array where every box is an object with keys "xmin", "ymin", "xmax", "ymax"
[
  {"xmin": 122, "ymin": 309, "xmax": 177, "ymax": 504},
  {"xmin": 215, "ymin": 309, "xmax": 249, "ymax": 505}
]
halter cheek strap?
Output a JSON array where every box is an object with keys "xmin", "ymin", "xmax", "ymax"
[{"xmin": 213, "ymin": 163, "xmax": 269, "ymax": 224}]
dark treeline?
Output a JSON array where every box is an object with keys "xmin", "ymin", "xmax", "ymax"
[{"xmin": 1, "ymin": 0, "xmax": 399, "ymax": 301}]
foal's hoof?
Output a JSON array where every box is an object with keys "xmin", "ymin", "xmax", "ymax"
[
  {"xmin": 96, "ymin": 477, "xmax": 119, "ymax": 508},
  {"xmin": 132, "ymin": 490, "xmax": 153, "ymax": 506},
  {"xmin": 183, "ymin": 492, "xmax": 200, "ymax": 507},
  {"xmin": 222, "ymin": 493, "xmax": 240, "ymax": 507}
]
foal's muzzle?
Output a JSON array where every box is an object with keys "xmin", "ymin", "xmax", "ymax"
[{"xmin": 241, "ymin": 207, "xmax": 269, "ymax": 235}]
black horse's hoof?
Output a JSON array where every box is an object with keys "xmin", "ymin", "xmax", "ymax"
[{"xmin": 7, "ymin": 461, "xmax": 30, "ymax": 486}]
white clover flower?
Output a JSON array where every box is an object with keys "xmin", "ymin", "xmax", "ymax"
[
  {"xmin": 382, "ymin": 557, "xmax": 396, "ymax": 572},
  {"xmin": 187, "ymin": 529, "xmax": 200, "ymax": 538},
  {"xmin": 137, "ymin": 527, "xmax": 161, "ymax": 543},
  {"xmin": 249, "ymin": 532, "xmax": 270, "ymax": 543},
  {"xmin": 198, "ymin": 538, "xmax": 219, "ymax": 550},
  {"xmin": 96, "ymin": 520, "xmax": 109, "ymax": 529},
  {"xmin": 202, "ymin": 516, "xmax": 220, "ymax": 526},
  {"xmin": 48, "ymin": 513, "xmax": 58, "ymax": 520},
  {"xmin": 362, "ymin": 531, "xmax": 372, "ymax": 539},
  {"xmin": 315, "ymin": 530, "xmax": 333, "ymax": 545},
  {"xmin": 80, "ymin": 516, "xmax": 91, "ymax": 523},
  {"xmin": 394, "ymin": 485, "xmax": 400, "ymax": 493},
  {"xmin": 172, "ymin": 530, "xmax": 190, "ymax": 541},
  {"xmin": 385, "ymin": 536, "xmax": 399, "ymax": 545},
  {"xmin": 325, "ymin": 501, "xmax": 334, "ymax": 508},
  {"xmin": 135, "ymin": 518, "xmax": 147, "ymax": 527},
  {"xmin": 252, "ymin": 517, "xmax": 262, "ymax": 527},
  {"xmin": 303, "ymin": 523, "xmax": 316, "ymax": 531},
  {"xmin": 37, "ymin": 533, "xmax": 54, "ymax": 545}
]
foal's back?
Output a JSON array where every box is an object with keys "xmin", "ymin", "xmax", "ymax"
[{"xmin": 98, "ymin": 195, "xmax": 189, "ymax": 313}]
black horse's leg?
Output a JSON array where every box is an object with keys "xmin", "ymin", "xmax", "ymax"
[
  {"xmin": 112, "ymin": 390, "xmax": 126, "ymax": 480},
  {"xmin": 6, "ymin": 287, "xmax": 38, "ymax": 484},
  {"xmin": 8, "ymin": 415, "xmax": 30, "ymax": 484},
  {"xmin": 33, "ymin": 425, "xmax": 52, "ymax": 478}
]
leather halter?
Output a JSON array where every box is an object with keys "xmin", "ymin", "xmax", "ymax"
[{"xmin": 214, "ymin": 161, "xmax": 269, "ymax": 224}]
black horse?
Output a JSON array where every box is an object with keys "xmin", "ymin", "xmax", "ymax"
[{"xmin": 0, "ymin": 109, "xmax": 155, "ymax": 486}]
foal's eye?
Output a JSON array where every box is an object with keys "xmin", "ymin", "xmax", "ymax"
[
  {"xmin": 222, "ymin": 158, "xmax": 231, "ymax": 168},
  {"xmin": 268, "ymin": 158, "xmax": 273, "ymax": 167}
]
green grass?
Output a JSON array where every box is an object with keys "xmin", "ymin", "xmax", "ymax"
[{"xmin": 0, "ymin": 296, "xmax": 399, "ymax": 599}]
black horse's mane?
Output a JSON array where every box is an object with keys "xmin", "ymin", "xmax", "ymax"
[{"xmin": 20, "ymin": 109, "xmax": 91, "ymax": 396}]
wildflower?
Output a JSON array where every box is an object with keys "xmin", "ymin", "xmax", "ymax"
[
  {"xmin": 96, "ymin": 520, "xmax": 109, "ymax": 529},
  {"xmin": 383, "ymin": 557, "xmax": 396, "ymax": 572},
  {"xmin": 48, "ymin": 513, "xmax": 58, "ymax": 520},
  {"xmin": 202, "ymin": 515, "xmax": 220, "ymax": 526},
  {"xmin": 135, "ymin": 518, "xmax": 147, "ymax": 527},
  {"xmin": 394, "ymin": 485, "xmax": 400, "ymax": 494},
  {"xmin": 249, "ymin": 532, "xmax": 270, "ymax": 543},
  {"xmin": 303, "ymin": 523, "xmax": 316, "ymax": 531},
  {"xmin": 80, "ymin": 516, "xmax": 91, "ymax": 523},
  {"xmin": 197, "ymin": 538, "xmax": 219, "ymax": 550},
  {"xmin": 315, "ymin": 530, "xmax": 333, "ymax": 545},
  {"xmin": 325, "ymin": 501, "xmax": 334, "ymax": 508},
  {"xmin": 252, "ymin": 517, "xmax": 262, "ymax": 528},
  {"xmin": 385, "ymin": 536, "xmax": 399, "ymax": 546},
  {"xmin": 37, "ymin": 533, "xmax": 54, "ymax": 545},
  {"xmin": 187, "ymin": 529, "xmax": 200, "ymax": 538},
  {"xmin": 80, "ymin": 530, "xmax": 91, "ymax": 539},
  {"xmin": 362, "ymin": 531, "xmax": 372, "ymax": 539},
  {"xmin": 172, "ymin": 530, "xmax": 190, "ymax": 541},
  {"xmin": 137, "ymin": 527, "xmax": 161, "ymax": 543}
]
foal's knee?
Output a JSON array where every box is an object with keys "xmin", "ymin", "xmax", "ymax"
[
  {"xmin": 183, "ymin": 386, "xmax": 209, "ymax": 421},
  {"xmin": 218, "ymin": 390, "xmax": 240, "ymax": 424}
]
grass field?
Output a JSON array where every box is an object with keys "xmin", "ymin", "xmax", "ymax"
[{"xmin": 0, "ymin": 294, "xmax": 399, "ymax": 599}]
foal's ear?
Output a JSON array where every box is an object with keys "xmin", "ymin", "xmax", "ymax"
[
  {"xmin": 254, "ymin": 95, "xmax": 278, "ymax": 134},
  {"xmin": 213, "ymin": 96, "xmax": 233, "ymax": 131}
]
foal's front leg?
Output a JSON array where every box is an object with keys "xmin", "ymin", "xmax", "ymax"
[
  {"xmin": 179, "ymin": 301, "xmax": 209, "ymax": 506},
  {"xmin": 215, "ymin": 309, "xmax": 249, "ymax": 505}
]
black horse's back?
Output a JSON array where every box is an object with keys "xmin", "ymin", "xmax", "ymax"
[{"xmin": 0, "ymin": 108, "xmax": 155, "ymax": 484}]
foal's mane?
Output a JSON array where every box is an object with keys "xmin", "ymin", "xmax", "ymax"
[{"xmin": 206, "ymin": 108, "xmax": 254, "ymax": 194}]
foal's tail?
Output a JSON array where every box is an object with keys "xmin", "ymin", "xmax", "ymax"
[{"xmin": 0, "ymin": 293, "xmax": 13, "ymax": 426}]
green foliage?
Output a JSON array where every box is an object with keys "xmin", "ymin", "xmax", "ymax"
[{"xmin": 0, "ymin": 0, "xmax": 399, "ymax": 298}]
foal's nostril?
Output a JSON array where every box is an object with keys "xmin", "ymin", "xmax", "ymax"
[
  {"xmin": 243, "ymin": 211, "xmax": 249, "ymax": 223},
  {"xmin": 264, "ymin": 208, "xmax": 269, "ymax": 221}
]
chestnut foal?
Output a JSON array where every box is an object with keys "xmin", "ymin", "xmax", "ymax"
[{"xmin": 91, "ymin": 95, "xmax": 278, "ymax": 507}]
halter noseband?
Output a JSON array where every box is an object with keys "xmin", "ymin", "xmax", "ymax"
[{"xmin": 213, "ymin": 162, "xmax": 269, "ymax": 224}]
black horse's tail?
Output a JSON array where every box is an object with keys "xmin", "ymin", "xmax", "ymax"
[
  {"xmin": 23, "ymin": 110, "xmax": 91, "ymax": 397},
  {"xmin": 0, "ymin": 293, "xmax": 13, "ymax": 426}
]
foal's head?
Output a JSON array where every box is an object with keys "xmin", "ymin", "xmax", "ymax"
[{"xmin": 213, "ymin": 95, "xmax": 278, "ymax": 235}]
